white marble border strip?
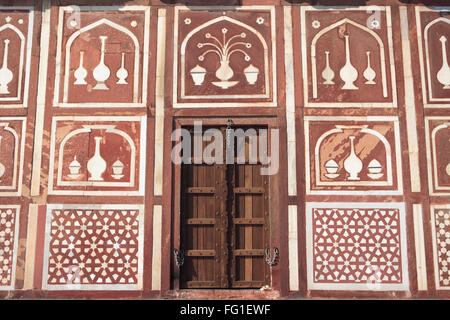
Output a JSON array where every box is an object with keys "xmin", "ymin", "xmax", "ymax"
[
  {"xmin": 300, "ymin": 6, "xmax": 397, "ymax": 108},
  {"xmin": 53, "ymin": 6, "xmax": 150, "ymax": 108},
  {"xmin": 424, "ymin": 116, "xmax": 450, "ymax": 196},
  {"xmin": 23, "ymin": 204, "xmax": 38, "ymax": 290},
  {"xmin": 284, "ymin": 6, "xmax": 297, "ymax": 197},
  {"xmin": 0, "ymin": 205, "xmax": 20, "ymax": 291},
  {"xmin": 0, "ymin": 117, "xmax": 26, "ymax": 197},
  {"xmin": 288, "ymin": 205, "xmax": 299, "ymax": 291},
  {"xmin": 0, "ymin": 7, "xmax": 34, "ymax": 109},
  {"xmin": 400, "ymin": 7, "xmax": 421, "ymax": 193},
  {"xmin": 172, "ymin": 5, "xmax": 277, "ymax": 108},
  {"xmin": 151, "ymin": 205, "xmax": 162, "ymax": 291},
  {"xmin": 304, "ymin": 116, "xmax": 403, "ymax": 195},
  {"xmin": 48, "ymin": 116, "xmax": 146, "ymax": 196},
  {"xmin": 154, "ymin": 9, "xmax": 166, "ymax": 197},
  {"xmin": 412, "ymin": 203, "xmax": 428, "ymax": 291},
  {"xmin": 30, "ymin": 0, "xmax": 51, "ymax": 196},
  {"xmin": 305, "ymin": 202, "xmax": 409, "ymax": 291},
  {"xmin": 430, "ymin": 204, "xmax": 450, "ymax": 290},
  {"xmin": 415, "ymin": 6, "xmax": 450, "ymax": 108},
  {"xmin": 42, "ymin": 204, "xmax": 145, "ymax": 291}
]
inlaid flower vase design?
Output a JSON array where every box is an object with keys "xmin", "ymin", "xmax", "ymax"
[
  {"xmin": 363, "ymin": 51, "xmax": 376, "ymax": 85},
  {"xmin": 68, "ymin": 155, "xmax": 81, "ymax": 179},
  {"xmin": 190, "ymin": 64, "xmax": 206, "ymax": 85},
  {"xmin": 74, "ymin": 51, "xmax": 88, "ymax": 85},
  {"xmin": 322, "ymin": 51, "xmax": 335, "ymax": 85},
  {"xmin": 244, "ymin": 64, "xmax": 259, "ymax": 85},
  {"xmin": 92, "ymin": 36, "xmax": 111, "ymax": 90},
  {"xmin": 343, "ymin": 136, "xmax": 363, "ymax": 180},
  {"xmin": 197, "ymin": 28, "xmax": 252, "ymax": 89},
  {"xmin": 87, "ymin": 136, "xmax": 107, "ymax": 181},
  {"xmin": 437, "ymin": 36, "xmax": 450, "ymax": 89},
  {"xmin": 339, "ymin": 35, "xmax": 358, "ymax": 90},
  {"xmin": 116, "ymin": 53, "xmax": 128, "ymax": 85},
  {"xmin": 0, "ymin": 39, "xmax": 13, "ymax": 94}
]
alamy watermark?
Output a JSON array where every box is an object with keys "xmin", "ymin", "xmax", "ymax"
[{"xmin": 171, "ymin": 121, "xmax": 279, "ymax": 175}]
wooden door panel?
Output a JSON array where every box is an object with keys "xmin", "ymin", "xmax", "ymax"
[
  {"xmin": 178, "ymin": 126, "xmax": 270, "ymax": 289},
  {"xmin": 180, "ymin": 161, "xmax": 225, "ymax": 288}
]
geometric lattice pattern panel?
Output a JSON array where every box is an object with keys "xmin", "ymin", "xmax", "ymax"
[
  {"xmin": 42, "ymin": 204, "xmax": 144, "ymax": 290},
  {"xmin": 0, "ymin": 206, "xmax": 20, "ymax": 290},
  {"xmin": 306, "ymin": 203, "xmax": 409, "ymax": 291},
  {"xmin": 431, "ymin": 205, "xmax": 450, "ymax": 290}
]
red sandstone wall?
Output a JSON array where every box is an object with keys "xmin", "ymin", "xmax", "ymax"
[{"xmin": 0, "ymin": 0, "xmax": 448, "ymax": 299}]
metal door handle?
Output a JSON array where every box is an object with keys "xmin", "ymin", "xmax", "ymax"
[
  {"xmin": 173, "ymin": 248, "xmax": 185, "ymax": 268},
  {"xmin": 265, "ymin": 247, "xmax": 279, "ymax": 266}
]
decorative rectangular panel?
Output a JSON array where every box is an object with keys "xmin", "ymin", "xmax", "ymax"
[
  {"xmin": 48, "ymin": 116, "xmax": 146, "ymax": 195},
  {"xmin": 173, "ymin": 6, "xmax": 277, "ymax": 108},
  {"xmin": 42, "ymin": 204, "xmax": 144, "ymax": 290},
  {"xmin": 425, "ymin": 117, "xmax": 450, "ymax": 196},
  {"xmin": 304, "ymin": 116, "xmax": 402, "ymax": 195},
  {"xmin": 53, "ymin": 6, "xmax": 150, "ymax": 108},
  {"xmin": 300, "ymin": 6, "xmax": 397, "ymax": 108},
  {"xmin": 0, "ymin": 7, "xmax": 34, "ymax": 108},
  {"xmin": 0, "ymin": 205, "xmax": 20, "ymax": 290},
  {"xmin": 306, "ymin": 203, "xmax": 409, "ymax": 291},
  {"xmin": 0, "ymin": 117, "xmax": 26, "ymax": 196},
  {"xmin": 416, "ymin": 7, "xmax": 450, "ymax": 108},
  {"xmin": 431, "ymin": 205, "xmax": 450, "ymax": 290}
]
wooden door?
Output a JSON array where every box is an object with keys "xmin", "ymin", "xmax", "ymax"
[{"xmin": 178, "ymin": 126, "xmax": 270, "ymax": 289}]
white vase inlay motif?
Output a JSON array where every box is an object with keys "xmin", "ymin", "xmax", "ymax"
[
  {"xmin": 190, "ymin": 64, "xmax": 206, "ymax": 85},
  {"xmin": 74, "ymin": 51, "xmax": 88, "ymax": 85},
  {"xmin": 343, "ymin": 136, "xmax": 363, "ymax": 180},
  {"xmin": 339, "ymin": 35, "xmax": 358, "ymax": 90},
  {"xmin": 111, "ymin": 159, "xmax": 124, "ymax": 180},
  {"xmin": 197, "ymin": 28, "xmax": 251, "ymax": 89},
  {"xmin": 0, "ymin": 136, "xmax": 5, "ymax": 179},
  {"xmin": 67, "ymin": 155, "xmax": 81, "ymax": 179},
  {"xmin": 0, "ymin": 39, "xmax": 13, "ymax": 94},
  {"xmin": 367, "ymin": 159, "xmax": 384, "ymax": 179},
  {"xmin": 87, "ymin": 136, "xmax": 107, "ymax": 181},
  {"xmin": 92, "ymin": 36, "xmax": 111, "ymax": 90},
  {"xmin": 116, "ymin": 52, "xmax": 128, "ymax": 85},
  {"xmin": 437, "ymin": 36, "xmax": 450, "ymax": 89},
  {"xmin": 244, "ymin": 64, "xmax": 259, "ymax": 85},
  {"xmin": 324, "ymin": 159, "xmax": 339, "ymax": 179},
  {"xmin": 363, "ymin": 51, "xmax": 376, "ymax": 85},
  {"xmin": 446, "ymin": 162, "xmax": 450, "ymax": 176},
  {"xmin": 321, "ymin": 51, "xmax": 335, "ymax": 85}
]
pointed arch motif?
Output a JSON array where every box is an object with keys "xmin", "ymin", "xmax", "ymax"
[
  {"xmin": 0, "ymin": 24, "xmax": 25, "ymax": 101},
  {"xmin": 314, "ymin": 125, "xmax": 393, "ymax": 186},
  {"xmin": 180, "ymin": 15, "xmax": 269, "ymax": 99},
  {"xmin": 311, "ymin": 18, "xmax": 388, "ymax": 98},
  {"xmin": 63, "ymin": 18, "xmax": 140, "ymax": 103},
  {"xmin": 423, "ymin": 17, "xmax": 450, "ymax": 102}
]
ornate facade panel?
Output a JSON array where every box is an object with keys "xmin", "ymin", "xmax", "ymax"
[
  {"xmin": 42, "ymin": 204, "xmax": 144, "ymax": 290},
  {"xmin": 53, "ymin": 6, "xmax": 150, "ymax": 108},
  {"xmin": 304, "ymin": 116, "xmax": 402, "ymax": 195},
  {"xmin": 300, "ymin": 6, "xmax": 397, "ymax": 108},
  {"xmin": 306, "ymin": 202, "xmax": 409, "ymax": 291},
  {"xmin": 425, "ymin": 117, "xmax": 450, "ymax": 196},
  {"xmin": 173, "ymin": 6, "xmax": 277, "ymax": 108},
  {"xmin": 416, "ymin": 7, "xmax": 450, "ymax": 108},
  {"xmin": 431, "ymin": 205, "xmax": 450, "ymax": 290},
  {"xmin": 0, "ymin": 7, "xmax": 34, "ymax": 109},
  {"xmin": 0, "ymin": 205, "xmax": 20, "ymax": 290},
  {"xmin": 0, "ymin": 117, "xmax": 26, "ymax": 196},
  {"xmin": 48, "ymin": 116, "xmax": 146, "ymax": 195}
]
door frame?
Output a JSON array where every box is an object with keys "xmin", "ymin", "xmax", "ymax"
[{"xmin": 170, "ymin": 117, "xmax": 287, "ymax": 292}]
